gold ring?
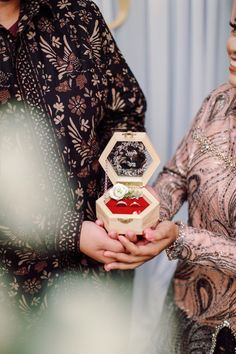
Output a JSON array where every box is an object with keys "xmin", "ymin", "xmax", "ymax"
[
  {"xmin": 116, "ymin": 200, "xmax": 127, "ymax": 206},
  {"xmin": 130, "ymin": 201, "xmax": 140, "ymax": 207}
]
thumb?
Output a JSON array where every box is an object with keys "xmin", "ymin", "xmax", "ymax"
[{"xmin": 143, "ymin": 228, "xmax": 157, "ymax": 241}]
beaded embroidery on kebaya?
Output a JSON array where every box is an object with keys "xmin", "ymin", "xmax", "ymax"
[
  {"xmin": 192, "ymin": 96, "xmax": 236, "ymax": 351},
  {"xmin": 192, "ymin": 127, "xmax": 236, "ymax": 172},
  {"xmin": 156, "ymin": 87, "xmax": 236, "ymax": 352},
  {"xmin": 209, "ymin": 320, "xmax": 236, "ymax": 354}
]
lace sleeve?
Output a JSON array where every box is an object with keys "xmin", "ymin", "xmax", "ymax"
[
  {"xmin": 169, "ymin": 224, "xmax": 236, "ymax": 277},
  {"xmin": 152, "ymin": 95, "xmax": 211, "ymax": 220}
]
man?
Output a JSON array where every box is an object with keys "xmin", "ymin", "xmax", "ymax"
[{"xmin": 0, "ymin": 0, "xmax": 146, "ymax": 324}]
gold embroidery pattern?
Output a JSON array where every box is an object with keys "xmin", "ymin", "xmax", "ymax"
[{"xmin": 192, "ymin": 128, "xmax": 236, "ymax": 172}]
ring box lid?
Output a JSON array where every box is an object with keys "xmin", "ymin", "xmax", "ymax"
[{"xmin": 99, "ymin": 132, "xmax": 160, "ymax": 187}]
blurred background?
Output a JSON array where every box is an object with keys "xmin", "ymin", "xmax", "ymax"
[{"xmin": 94, "ymin": 0, "xmax": 233, "ymax": 352}]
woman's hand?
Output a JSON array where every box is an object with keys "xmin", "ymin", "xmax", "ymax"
[{"xmin": 103, "ymin": 221, "xmax": 179, "ymax": 271}]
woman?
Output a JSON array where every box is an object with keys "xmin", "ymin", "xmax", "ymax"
[{"xmin": 103, "ymin": 1, "xmax": 236, "ymax": 352}]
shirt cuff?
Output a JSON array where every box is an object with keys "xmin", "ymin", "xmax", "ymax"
[
  {"xmin": 58, "ymin": 210, "xmax": 83, "ymax": 254},
  {"xmin": 166, "ymin": 221, "xmax": 185, "ymax": 260}
]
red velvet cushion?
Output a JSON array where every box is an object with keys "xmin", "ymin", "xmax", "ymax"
[{"xmin": 106, "ymin": 197, "xmax": 149, "ymax": 215}]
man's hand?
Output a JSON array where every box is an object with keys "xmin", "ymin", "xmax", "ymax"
[{"xmin": 80, "ymin": 221, "xmax": 125, "ymax": 264}]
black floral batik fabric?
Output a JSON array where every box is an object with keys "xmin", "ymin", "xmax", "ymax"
[{"xmin": 0, "ymin": 0, "xmax": 146, "ymax": 322}]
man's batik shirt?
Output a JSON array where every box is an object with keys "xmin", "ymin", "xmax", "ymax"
[{"xmin": 0, "ymin": 0, "xmax": 146, "ymax": 319}]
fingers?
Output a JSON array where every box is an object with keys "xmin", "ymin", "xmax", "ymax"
[
  {"xmin": 125, "ymin": 231, "xmax": 138, "ymax": 242},
  {"xmin": 136, "ymin": 238, "xmax": 149, "ymax": 246},
  {"xmin": 103, "ymin": 237, "xmax": 172, "ymax": 270},
  {"xmin": 108, "ymin": 230, "xmax": 138, "ymax": 243},
  {"xmin": 108, "ymin": 230, "xmax": 119, "ymax": 240},
  {"xmin": 105, "ymin": 237, "xmax": 126, "ymax": 253},
  {"xmin": 95, "ymin": 223, "xmax": 139, "ymax": 244},
  {"xmin": 104, "ymin": 261, "xmax": 144, "ymax": 271},
  {"xmin": 117, "ymin": 235, "xmax": 144, "ymax": 255},
  {"xmin": 89, "ymin": 250, "xmax": 123, "ymax": 265},
  {"xmin": 95, "ymin": 219, "xmax": 104, "ymax": 227},
  {"xmin": 118, "ymin": 235, "xmax": 159, "ymax": 257},
  {"xmin": 144, "ymin": 228, "xmax": 159, "ymax": 241},
  {"xmin": 143, "ymin": 222, "xmax": 169, "ymax": 241},
  {"xmin": 114, "ymin": 235, "xmax": 162, "ymax": 258},
  {"xmin": 144, "ymin": 221, "xmax": 179, "ymax": 244},
  {"xmin": 103, "ymin": 250, "xmax": 146, "ymax": 264}
]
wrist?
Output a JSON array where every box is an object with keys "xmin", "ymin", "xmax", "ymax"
[
  {"xmin": 172, "ymin": 222, "xmax": 179, "ymax": 242},
  {"xmin": 166, "ymin": 221, "xmax": 185, "ymax": 260}
]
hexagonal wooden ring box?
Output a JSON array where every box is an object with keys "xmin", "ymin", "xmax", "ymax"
[{"xmin": 96, "ymin": 132, "xmax": 160, "ymax": 234}]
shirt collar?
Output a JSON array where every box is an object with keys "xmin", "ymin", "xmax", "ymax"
[{"xmin": 0, "ymin": 0, "xmax": 53, "ymax": 35}]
